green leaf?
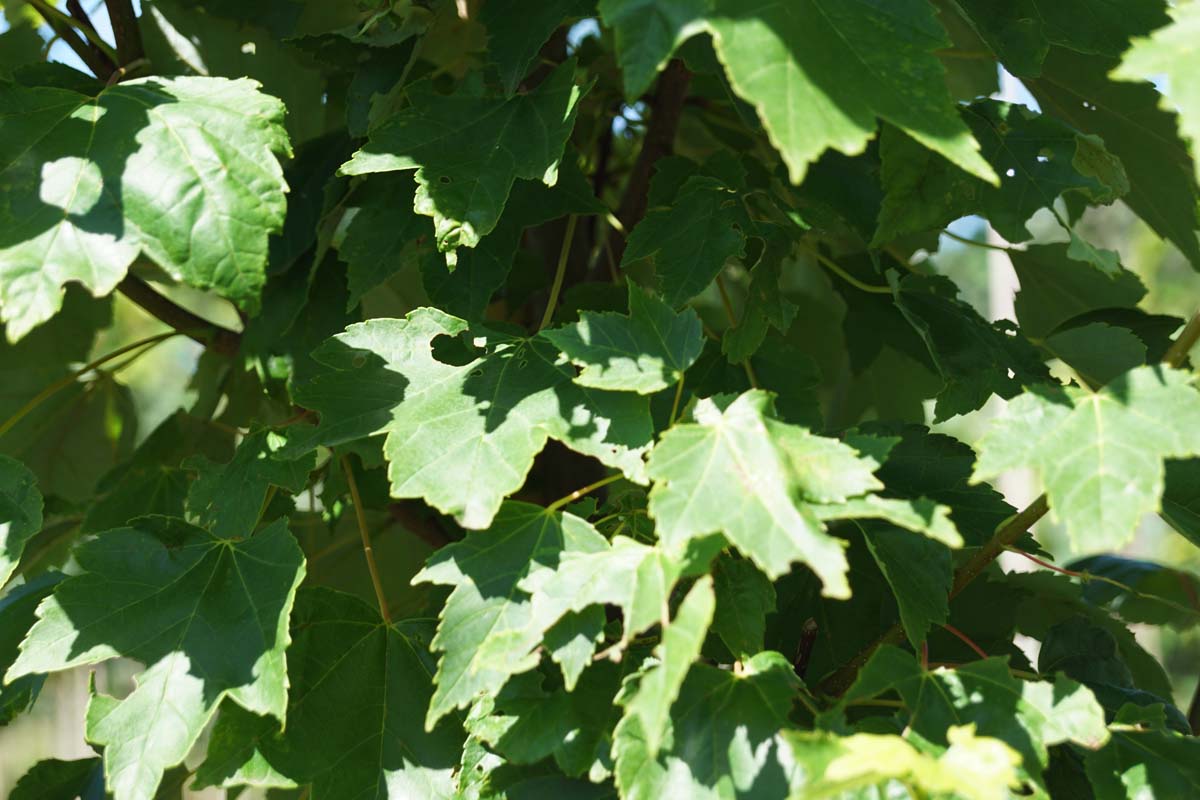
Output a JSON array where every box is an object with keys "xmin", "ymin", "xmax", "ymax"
[
  {"xmin": 7, "ymin": 516, "xmax": 305, "ymax": 800},
  {"xmin": 184, "ymin": 428, "xmax": 314, "ymax": 538},
  {"xmin": 844, "ymin": 646, "xmax": 1110, "ymax": 788},
  {"xmin": 1114, "ymin": 4, "xmax": 1200, "ymax": 186},
  {"xmin": 862, "ymin": 522, "xmax": 952, "ymax": 648},
  {"xmin": 196, "ymin": 588, "xmax": 465, "ymax": 798},
  {"xmin": 0, "ymin": 455, "xmax": 42, "ymax": 587},
  {"xmin": 1086, "ymin": 724, "xmax": 1200, "ymax": 800},
  {"xmin": 1009, "ymin": 243, "xmax": 1147, "ymax": 341},
  {"xmin": 481, "ymin": 0, "xmax": 592, "ymax": 93},
  {"xmin": 541, "ymin": 283, "xmax": 704, "ymax": 394},
  {"xmin": 893, "ymin": 274, "xmax": 1051, "ymax": 421},
  {"xmin": 467, "ymin": 661, "xmax": 627, "ymax": 780},
  {"xmin": 285, "ymin": 309, "xmax": 652, "ymax": 529},
  {"xmin": 341, "ymin": 59, "xmax": 586, "ymax": 253},
  {"xmin": 785, "ymin": 726, "xmax": 1022, "ymax": 800},
  {"xmin": 1045, "ymin": 322, "xmax": 1148, "ymax": 388},
  {"xmin": 1068, "ymin": 554, "xmax": 1200, "ymax": 629},
  {"xmin": 0, "ymin": 573, "xmax": 59, "ymax": 725},
  {"xmin": 614, "ymin": 575, "xmax": 714, "ymax": 758},
  {"xmin": 0, "ymin": 76, "xmax": 290, "ymax": 340},
  {"xmin": 10, "ymin": 758, "xmax": 105, "ymax": 800},
  {"xmin": 1026, "ymin": 47, "xmax": 1200, "ymax": 267},
  {"xmin": 336, "ymin": 173, "xmax": 438, "ymax": 309},
  {"xmin": 422, "ymin": 156, "xmax": 603, "ymax": 320},
  {"xmin": 974, "ymin": 367, "xmax": 1200, "ymax": 550},
  {"xmin": 523, "ymin": 533, "xmax": 718, "ymax": 662},
  {"xmin": 597, "ymin": 0, "xmax": 706, "ymax": 99},
  {"xmin": 880, "ymin": 100, "xmax": 1128, "ymax": 246},
  {"xmin": 647, "ymin": 390, "xmax": 886, "ymax": 596},
  {"xmin": 414, "ymin": 502, "xmax": 610, "ymax": 727},
  {"xmin": 621, "ymin": 176, "xmax": 749, "ymax": 307},
  {"xmin": 711, "ymin": 555, "xmax": 775, "ymax": 658},
  {"xmin": 810, "ymin": 494, "xmax": 963, "ymax": 548},
  {"xmin": 1163, "ymin": 458, "xmax": 1200, "ymax": 548},
  {"xmin": 614, "ymin": 650, "xmax": 799, "ymax": 799},
  {"xmin": 703, "ymin": 0, "xmax": 997, "ymax": 186}
]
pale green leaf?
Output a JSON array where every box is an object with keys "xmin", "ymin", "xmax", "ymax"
[
  {"xmin": 811, "ymin": 494, "xmax": 963, "ymax": 548},
  {"xmin": 0, "ymin": 455, "xmax": 42, "ymax": 587},
  {"xmin": 341, "ymin": 60, "xmax": 586, "ymax": 252},
  {"xmin": 704, "ymin": 0, "xmax": 997, "ymax": 186},
  {"xmin": 614, "ymin": 650, "xmax": 799, "ymax": 800},
  {"xmin": 648, "ymin": 390, "xmax": 885, "ymax": 595},
  {"xmin": 0, "ymin": 77, "xmax": 290, "ymax": 340},
  {"xmin": 974, "ymin": 367, "xmax": 1200, "ymax": 550},
  {"xmin": 414, "ymin": 502, "xmax": 609, "ymax": 728},
  {"xmin": 7, "ymin": 517, "xmax": 304, "ymax": 800},
  {"xmin": 621, "ymin": 176, "xmax": 749, "ymax": 307},
  {"xmin": 184, "ymin": 429, "xmax": 314, "ymax": 538},
  {"xmin": 1114, "ymin": 4, "xmax": 1200, "ymax": 185},
  {"xmin": 541, "ymin": 283, "xmax": 704, "ymax": 394},
  {"xmin": 195, "ymin": 588, "xmax": 464, "ymax": 799},
  {"xmin": 786, "ymin": 726, "xmax": 1022, "ymax": 800},
  {"xmin": 285, "ymin": 309, "xmax": 652, "ymax": 529}
]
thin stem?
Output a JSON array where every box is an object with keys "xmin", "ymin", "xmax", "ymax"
[
  {"xmin": 605, "ymin": 211, "xmax": 627, "ymax": 237},
  {"xmin": 1005, "ymin": 547, "xmax": 1083, "ymax": 578},
  {"xmin": 29, "ymin": 0, "xmax": 113, "ymax": 77},
  {"xmin": 31, "ymin": 0, "xmax": 118, "ymax": 65},
  {"xmin": 341, "ymin": 456, "xmax": 392, "ymax": 625},
  {"xmin": 803, "ymin": 247, "xmax": 891, "ymax": 294},
  {"xmin": 1164, "ymin": 309, "xmax": 1200, "ymax": 368},
  {"xmin": 118, "ymin": 274, "xmax": 241, "ymax": 355},
  {"xmin": 941, "ymin": 228, "xmax": 1011, "ymax": 252},
  {"xmin": 538, "ymin": 215, "xmax": 579, "ymax": 331},
  {"xmin": 940, "ymin": 623, "xmax": 989, "ymax": 660},
  {"xmin": 668, "ymin": 376, "xmax": 686, "ymax": 426},
  {"xmin": 715, "ymin": 275, "xmax": 760, "ymax": 388},
  {"xmin": 0, "ymin": 331, "xmax": 181, "ymax": 439},
  {"xmin": 546, "ymin": 473, "xmax": 622, "ymax": 513},
  {"xmin": 845, "ymin": 697, "xmax": 906, "ymax": 709}
]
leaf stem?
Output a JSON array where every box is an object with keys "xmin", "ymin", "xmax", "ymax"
[
  {"xmin": 941, "ymin": 229, "xmax": 1011, "ymax": 252},
  {"xmin": 1164, "ymin": 308, "xmax": 1200, "ymax": 368},
  {"xmin": 668, "ymin": 376, "xmax": 686, "ymax": 426},
  {"xmin": 715, "ymin": 275, "xmax": 760, "ymax": 388},
  {"xmin": 0, "ymin": 330, "xmax": 181, "ymax": 439},
  {"xmin": 341, "ymin": 455, "xmax": 392, "ymax": 625},
  {"xmin": 546, "ymin": 473, "xmax": 622, "ymax": 514},
  {"xmin": 939, "ymin": 623, "xmax": 989, "ymax": 660},
  {"xmin": 538, "ymin": 215, "xmax": 579, "ymax": 331},
  {"xmin": 803, "ymin": 247, "xmax": 891, "ymax": 294}
]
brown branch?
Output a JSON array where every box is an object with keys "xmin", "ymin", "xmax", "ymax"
[
  {"xmin": 117, "ymin": 275, "xmax": 241, "ymax": 356},
  {"xmin": 30, "ymin": 0, "xmax": 114, "ymax": 79},
  {"xmin": 609, "ymin": 59, "xmax": 692, "ymax": 265},
  {"xmin": 105, "ymin": 0, "xmax": 144, "ymax": 67},
  {"xmin": 388, "ymin": 501, "xmax": 454, "ymax": 550},
  {"xmin": 66, "ymin": 0, "xmax": 110, "ymax": 72}
]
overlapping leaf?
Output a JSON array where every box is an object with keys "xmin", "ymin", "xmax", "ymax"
[
  {"xmin": 0, "ymin": 456, "xmax": 42, "ymax": 587},
  {"xmin": 6, "ymin": 517, "xmax": 304, "ymax": 800},
  {"xmin": 542, "ymin": 283, "xmax": 704, "ymax": 394},
  {"xmin": 974, "ymin": 367, "xmax": 1200, "ymax": 550},
  {"xmin": 341, "ymin": 60, "xmax": 586, "ymax": 253},
  {"xmin": 284, "ymin": 309, "xmax": 652, "ymax": 529},
  {"xmin": 0, "ymin": 76, "xmax": 289, "ymax": 340}
]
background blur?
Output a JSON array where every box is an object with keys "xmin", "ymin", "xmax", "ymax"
[{"xmin": 2, "ymin": 4, "xmax": 1199, "ymax": 797}]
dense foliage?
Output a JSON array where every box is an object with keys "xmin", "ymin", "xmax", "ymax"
[{"xmin": 2, "ymin": 0, "xmax": 1200, "ymax": 797}]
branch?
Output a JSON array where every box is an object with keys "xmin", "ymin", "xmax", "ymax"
[
  {"xmin": 819, "ymin": 306, "xmax": 1200, "ymax": 697},
  {"xmin": 117, "ymin": 275, "xmax": 241, "ymax": 356},
  {"xmin": 105, "ymin": 0, "xmax": 144, "ymax": 67},
  {"xmin": 30, "ymin": 0, "xmax": 115, "ymax": 78},
  {"xmin": 388, "ymin": 501, "xmax": 454, "ymax": 550},
  {"xmin": 609, "ymin": 59, "xmax": 692, "ymax": 264}
]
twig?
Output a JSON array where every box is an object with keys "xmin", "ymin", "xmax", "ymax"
[
  {"xmin": 538, "ymin": 215, "xmax": 578, "ymax": 331},
  {"xmin": 941, "ymin": 228, "xmax": 1012, "ymax": 252},
  {"xmin": 29, "ymin": 0, "xmax": 114, "ymax": 78},
  {"xmin": 668, "ymin": 377, "xmax": 686, "ymax": 426},
  {"xmin": 0, "ymin": 331, "xmax": 181, "ymax": 439},
  {"xmin": 117, "ymin": 275, "xmax": 242, "ymax": 356},
  {"xmin": 940, "ymin": 623, "xmax": 989, "ymax": 660},
  {"xmin": 342, "ymin": 456, "xmax": 392, "ymax": 625},
  {"xmin": 803, "ymin": 247, "xmax": 891, "ymax": 294},
  {"xmin": 1164, "ymin": 309, "xmax": 1200, "ymax": 368},
  {"xmin": 716, "ymin": 275, "xmax": 759, "ymax": 388},
  {"xmin": 545, "ymin": 473, "xmax": 622, "ymax": 513}
]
